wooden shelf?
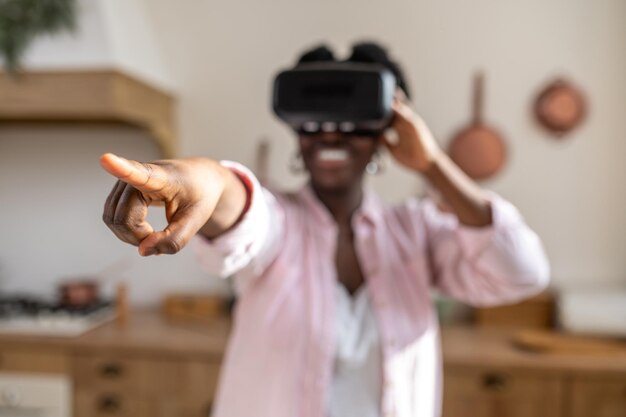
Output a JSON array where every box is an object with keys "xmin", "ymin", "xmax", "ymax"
[{"xmin": 0, "ymin": 70, "xmax": 177, "ymax": 157}]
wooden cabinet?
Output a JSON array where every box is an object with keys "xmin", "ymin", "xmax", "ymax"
[
  {"xmin": 440, "ymin": 327, "xmax": 626, "ymax": 417},
  {"xmin": 0, "ymin": 312, "xmax": 228, "ymax": 417},
  {"xmin": 74, "ymin": 354, "xmax": 144, "ymax": 392},
  {"xmin": 2, "ymin": 322, "xmax": 624, "ymax": 417},
  {"xmin": 74, "ymin": 391, "xmax": 151, "ymax": 417},
  {"xmin": 569, "ymin": 376, "xmax": 626, "ymax": 417},
  {"xmin": 443, "ymin": 368, "xmax": 564, "ymax": 417},
  {"xmin": 0, "ymin": 348, "xmax": 69, "ymax": 374},
  {"xmin": 72, "ymin": 353, "xmax": 220, "ymax": 417}
]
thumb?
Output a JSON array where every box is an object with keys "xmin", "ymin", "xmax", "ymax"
[
  {"xmin": 137, "ymin": 203, "xmax": 209, "ymax": 256},
  {"xmin": 100, "ymin": 153, "xmax": 168, "ymax": 193}
]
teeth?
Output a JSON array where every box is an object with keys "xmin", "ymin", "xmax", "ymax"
[{"xmin": 318, "ymin": 149, "xmax": 349, "ymax": 161}]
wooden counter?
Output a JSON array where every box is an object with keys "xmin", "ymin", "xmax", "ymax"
[
  {"xmin": 0, "ymin": 312, "xmax": 230, "ymax": 417},
  {"xmin": 441, "ymin": 326, "xmax": 626, "ymax": 417},
  {"xmin": 0, "ymin": 311, "xmax": 231, "ymax": 359},
  {"xmin": 0, "ymin": 314, "xmax": 624, "ymax": 417},
  {"xmin": 2, "ymin": 316, "xmax": 623, "ymax": 370},
  {"xmin": 442, "ymin": 325, "xmax": 626, "ymax": 375}
]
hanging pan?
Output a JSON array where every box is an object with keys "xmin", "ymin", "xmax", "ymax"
[{"xmin": 448, "ymin": 72, "xmax": 507, "ymax": 181}]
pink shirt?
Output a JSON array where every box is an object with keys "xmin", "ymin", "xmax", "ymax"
[{"xmin": 195, "ymin": 162, "xmax": 549, "ymax": 417}]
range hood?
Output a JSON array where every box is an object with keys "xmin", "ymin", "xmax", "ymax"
[{"xmin": 0, "ymin": 0, "xmax": 176, "ymax": 157}]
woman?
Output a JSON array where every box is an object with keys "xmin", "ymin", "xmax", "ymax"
[{"xmin": 101, "ymin": 42, "xmax": 549, "ymax": 417}]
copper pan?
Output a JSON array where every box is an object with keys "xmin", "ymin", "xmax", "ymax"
[
  {"xmin": 448, "ymin": 73, "xmax": 507, "ymax": 181},
  {"xmin": 59, "ymin": 279, "xmax": 100, "ymax": 308},
  {"xmin": 534, "ymin": 78, "xmax": 586, "ymax": 137}
]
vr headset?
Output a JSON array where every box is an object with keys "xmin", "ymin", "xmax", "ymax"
[{"xmin": 272, "ymin": 62, "xmax": 397, "ymax": 136}]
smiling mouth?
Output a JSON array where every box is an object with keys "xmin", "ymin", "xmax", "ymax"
[
  {"xmin": 312, "ymin": 148, "xmax": 351, "ymax": 169},
  {"xmin": 317, "ymin": 148, "xmax": 349, "ymax": 162}
]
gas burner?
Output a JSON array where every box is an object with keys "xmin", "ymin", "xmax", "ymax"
[
  {"xmin": 0, "ymin": 297, "xmax": 52, "ymax": 317},
  {"xmin": 0, "ymin": 295, "xmax": 115, "ymax": 337}
]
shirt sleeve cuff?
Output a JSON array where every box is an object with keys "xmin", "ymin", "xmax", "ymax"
[
  {"xmin": 455, "ymin": 192, "xmax": 522, "ymax": 260},
  {"xmin": 195, "ymin": 161, "xmax": 261, "ymax": 254}
]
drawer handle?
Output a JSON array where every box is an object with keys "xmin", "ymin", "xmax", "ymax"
[
  {"xmin": 481, "ymin": 373, "xmax": 508, "ymax": 392},
  {"xmin": 98, "ymin": 395, "xmax": 121, "ymax": 413},
  {"xmin": 100, "ymin": 363, "xmax": 124, "ymax": 378}
]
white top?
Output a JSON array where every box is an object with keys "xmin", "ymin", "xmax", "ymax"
[{"xmin": 328, "ymin": 283, "xmax": 382, "ymax": 417}]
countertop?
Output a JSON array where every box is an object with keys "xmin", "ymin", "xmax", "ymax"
[
  {"xmin": 442, "ymin": 325, "xmax": 626, "ymax": 376},
  {"xmin": 1, "ymin": 311, "xmax": 625, "ymax": 374},
  {"xmin": 0, "ymin": 311, "xmax": 231, "ymax": 360}
]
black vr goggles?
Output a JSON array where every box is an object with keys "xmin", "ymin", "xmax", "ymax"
[{"xmin": 272, "ymin": 62, "xmax": 397, "ymax": 137}]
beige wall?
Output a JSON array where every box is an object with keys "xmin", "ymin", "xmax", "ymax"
[
  {"xmin": 147, "ymin": 0, "xmax": 626, "ymax": 289},
  {"xmin": 0, "ymin": 125, "xmax": 229, "ymax": 304},
  {"xmin": 1, "ymin": 1, "xmax": 624, "ymax": 304}
]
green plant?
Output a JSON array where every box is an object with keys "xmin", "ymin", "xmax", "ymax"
[{"xmin": 0, "ymin": 0, "xmax": 77, "ymax": 73}]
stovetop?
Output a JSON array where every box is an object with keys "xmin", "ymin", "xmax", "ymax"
[
  {"xmin": 0, "ymin": 296, "xmax": 115, "ymax": 337},
  {"xmin": 0, "ymin": 296, "xmax": 112, "ymax": 317}
]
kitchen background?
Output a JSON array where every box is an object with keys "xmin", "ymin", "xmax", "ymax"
[
  {"xmin": 1, "ymin": 0, "xmax": 625, "ymax": 305},
  {"xmin": 0, "ymin": 1, "xmax": 625, "ymax": 416}
]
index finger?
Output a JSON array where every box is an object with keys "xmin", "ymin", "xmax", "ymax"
[
  {"xmin": 100, "ymin": 153, "xmax": 168, "ymax": 193},
  {"xmin": 394, "ymin": 88, "xmax": 410, "ymax": 104},
  {"xmin": 391, "ymin": 97, "xmax": 415, "ymax": 123},
  {"xmin": 392, "ymin": 98, "xmax": 431, "ymax": 131}
]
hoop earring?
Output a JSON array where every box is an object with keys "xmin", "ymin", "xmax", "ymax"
[
  {"xmin": 289, "ymin": 152, "xmax": 305, "ymax": 174},
  {"xmin": 366, "ymin": 153, "xmax": 384, "ymax": 175}
]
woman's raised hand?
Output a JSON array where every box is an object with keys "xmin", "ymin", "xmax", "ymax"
[
  {"xmin": 100, "ymin": 153, "xmax": 245, "ymax": 256},
  {"xmin": 382, "ymin": 91, "xmax": 444, "ymax": 174}
]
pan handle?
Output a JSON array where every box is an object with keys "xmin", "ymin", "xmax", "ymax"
[{"xmin": 472, "ymin": 72, "xmax": 484, "ymax": 124}]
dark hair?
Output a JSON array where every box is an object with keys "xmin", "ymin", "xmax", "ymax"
[{"xmin": 296, "ymin": 41, "xmax": 411, "ymax": 99}]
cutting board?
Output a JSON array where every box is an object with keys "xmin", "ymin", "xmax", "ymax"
[{"xmin": 513, "ymin": 329, "xmax": 626, "ymax": 356}]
